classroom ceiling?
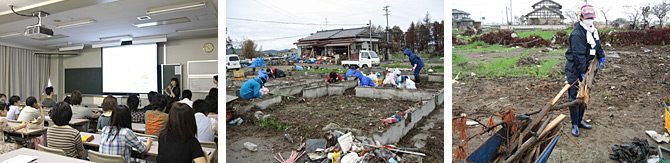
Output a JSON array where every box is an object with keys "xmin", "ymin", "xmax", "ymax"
[{"xmin": 0, "ymin": 0, "xmax": 218, "ymax": 50}]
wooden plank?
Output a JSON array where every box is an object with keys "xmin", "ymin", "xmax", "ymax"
[
  {"xmin": 550, "ymin": 84, "xmax": 571, "ymax": 105},
  {"xmin": 539, "ymin": 114, "xmax": 566, "ymax": 138}
]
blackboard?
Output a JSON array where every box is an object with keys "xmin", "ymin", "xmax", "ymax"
[
  {"xmin": 160, "ymin": 64, "xmax": 181, "ymax": 93},
  {"xmin": 65, "ymin": 68, "xmax": 102, "ymax": 94}
]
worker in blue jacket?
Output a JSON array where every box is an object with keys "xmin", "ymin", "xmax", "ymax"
[
  {"xmin": 355, "ymin": 70, "xmax": 376, "ymax": 87},
  {"xmin": 344, "ymin": 66, "xmax": 359, "ymax": 80},
  {"xmin": 404, "ymin": 48, "xmax": 424, "ymax": 83},
  {"xmin": 565, "ymin": 5, "xmax": 606, "ymax": 137},
  {"xmin": 239, "ymin": 77, "xmax": 267, "ymax": 100}
]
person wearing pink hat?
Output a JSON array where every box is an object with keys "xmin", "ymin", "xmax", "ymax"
[{"xmin": 565, "ymin": 4, "xmax": 606, "ymax": 137}]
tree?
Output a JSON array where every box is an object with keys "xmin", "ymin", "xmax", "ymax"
[
  {"xmin": 390, "ymin": 26, "xmax": 404, "ymax": 52},
  {"xmin": 405, "ymin": 22, "xmax": 416, "ymax": 51},
  {"xmin": 417, "ymin": 23, "xmax": 429, "ymax": 52},
  {"xmin": 431, "ymin": 21, "xmax": 444, "ymax": 52},
  {"xmin": 241, "ymin": 39, "xmax": 257, "ymax": 59},
  {"xmin": 641, "ymin": 5, "xmax": 652, "ymax": 28},
  {"xmin": 600, "ymin": 8, "xmax": 611, "ymax": 26},
  {"xmin": 226, "ymin": 37, "xmax": 235, "ymax": 54},
  {"xmin": 625, "ymin": 6, "xmax": 642, "ymax": 29},
  {"xmin": 651, "ymin": 1, "xmax": 669, "ymax": 28},
  {"xmin": 564, "ymin": 10, "xmax": 580, "ymax": 25}
]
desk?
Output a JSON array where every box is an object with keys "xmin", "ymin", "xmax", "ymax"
[
  {"xmin": 0, "ymin": 148, "xmax": 91, "ymax": 163},
  {"xmin": 80, "ymin": 132, "xmax": 215, "ymax": 158},
  {"xmin": 45, "ymin": 116, "xmax": 90, "ymax": 131},
  {"xmin": 6, "ymin": 120, "xmax": 47, "ymax": 136},
  {"xmin": 131, "ymin": 123, "xmax": 145, "ymax": 133}
]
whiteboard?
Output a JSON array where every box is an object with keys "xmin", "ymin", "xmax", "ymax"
[{"xmin": 187, "ymin": 60, "xmax": 217, "ymax": 93}]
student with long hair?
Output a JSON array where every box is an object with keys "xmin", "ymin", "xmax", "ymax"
[
  {"xmin": 127, "ymin": 94, "xmax": 143, "ymax": 123},
  {"xmin": 99, "ymin": 106, "xmax": 152, "ymax": 163},
  {"xmin": 157, "ymin": 103, "xmax": 208, "ymax": 163}
]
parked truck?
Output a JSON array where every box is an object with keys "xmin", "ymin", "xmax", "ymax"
[{"xmin": 341, "ymin": 50, "xmax": 380, "ymax": 68}]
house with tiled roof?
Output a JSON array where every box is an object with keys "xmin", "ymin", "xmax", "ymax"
[{"xmin": 525, "ymin": 0, "xmax": 565, "ymax": 25}]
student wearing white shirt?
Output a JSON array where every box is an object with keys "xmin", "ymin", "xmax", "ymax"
[
  {"xmin": 192, "ymin": 100, "xmax": 214, "ymax": 142},
  {"xmin": 6, "ymin": 96, "xmax": 21, "ymax": 120},
  {"xmin": 178, "ymin": 90, "xmax": 193, "ymax": 108},
  {"xmin": 17, "ymin": 97, "xmax": 45, "ymax": 128}
]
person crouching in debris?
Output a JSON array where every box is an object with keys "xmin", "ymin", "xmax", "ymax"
[
  {"xmin": 404, "ymin": 48, "xmax": 424, "ymax": 83},
  {"xmin": 344, "ymin": 65, "xmax": 359, "ymax": 80},
  {"xmin": 565, "ymin": 4, "xmax": 606, "ymax": 137},
  {"xmin": 396, "ymin": 76, "xmax": 416, "ymax": 89},
  {"xmin": 354, "ymin": 70, "xmax": 376, "ymax": 87},
  {"xmin": 382, "ymin": 68, "xmax": 401, "ymax": 87},
  {"xmin": 325, "ymin": 71, "xmax": 344, "ymax": 84},
  {"xmin": 240, "ymin": 76, "xmax": 269, "ymax": 100},
  {"xmin": 266, "ymin": 67, "xmax": 286, "ymax": 78}
]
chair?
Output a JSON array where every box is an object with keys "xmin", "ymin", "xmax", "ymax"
[
  {"xmin": 200, "ymin": 141, "xmax": 217, "ymax": 149},
  {"xmin": 88, "ymin": 150, "xmax": 125, "ymax": 163},
  {"xmin": 37, "ymin": 144, "xmax": 66, "ymax": 156}
]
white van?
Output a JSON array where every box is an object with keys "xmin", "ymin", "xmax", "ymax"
[{"xmin": 226, "ymin": 54, "xmax": 241, "ymax": 70}]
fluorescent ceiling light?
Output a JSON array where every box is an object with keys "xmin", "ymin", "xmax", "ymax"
[
  {"xmin": 46, "ymin": 42, "xmax": 72, "ymax": 47},
  {"xmin": 100, "ymin": 35, "xmax": 132, "ymax": 41},
  {"xmin": 92, "ymin": 40, "xmax": 121, "ymax": 48},
  {"xmin": 0, "ymin": 32, "xmax": 22, "ymax": 38},
  {"xmin": 58, "ymin": 43, "xmax": 84, "ymax": 51},
  {"xmin": 134, "ymin": 17, "xmax": 190, "ymax": 28},
  {"xmin": 133, "ymin": 34, "xmax": 167, "ymax": 44},
  {"xmin": 147, "ymin": 1, "xmax": 206, "ymax": 15},
  {"xmin": 54, "ymin": 18, "xmax": 97, "ymax": 29},
  {"xmin": 176, "ymin": 27, "xmax": 217, "ymax": 33},
  {"xmin": 0, "ymin": 0, "xmax": 65, "ymax": 16}
]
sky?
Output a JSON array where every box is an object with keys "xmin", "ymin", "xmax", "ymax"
[
  {"xmin": 227, "ymin": 0, "xmax": 444, "ymax": 50},
  {"xmin": 453, "ymin": 0, "xmax": 667, "ymax": 25}
]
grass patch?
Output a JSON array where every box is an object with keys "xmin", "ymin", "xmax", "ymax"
[
  {"xmin": 303, "ymin": 68, "xmax": 343, "ymax": 73},
  {"xmin": 548, "ymin": 48, "xmax": 567, "ymax": 56},
  {"xmin": 454, "ymin": 41, "xmax": 517, "ymax": 53},
  {"xmin": 257, "ymin": 118, "xmax": 289, "ymax": 131},
  {"xmin": 453, "ymin": 49, "xmax": 561, "ymax": 79},
  {"xmin": 382, "ymin": 62, "xmax": 412, "ymax": 69},
  {"xmin": 517, "ymin": 31, "xmax": 556, "ymax": 40}
]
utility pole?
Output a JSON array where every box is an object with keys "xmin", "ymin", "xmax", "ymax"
[
  {"xmin": 506, "ymin": 7, "xmax": 510, "ymax": 25},
  {"xmin": 509, "ymin": 0, "xmax": 513, "ymax": 25},
  {"xmin": 383, "ymin": 5, "xmax": 390, "ymax": 61},
  {"xmin": 369, "ymin": 20, "xmax": 372, "ymax": 51}
]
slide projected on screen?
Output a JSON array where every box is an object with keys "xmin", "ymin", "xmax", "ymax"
[{"xmin": 102, "ymin": 44, "xmax": 157, "ymax": 93}]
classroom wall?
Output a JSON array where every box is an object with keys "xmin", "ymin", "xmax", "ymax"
[{"xmin": 51, "ymin": 36, "xmax": 218, "ymax": 106}]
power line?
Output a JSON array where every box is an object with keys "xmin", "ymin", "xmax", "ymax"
[
  {"xmin": 254, "ymin": 34, "xmax": 311, "ymax": 42},
  {"xmin": 227, "ymin": 17, "xmax": 367, "ymax": 26}
]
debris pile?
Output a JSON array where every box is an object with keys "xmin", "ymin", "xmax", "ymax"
[
  {"xmin": 473, "ymin": 30, "xmax": 551, "ymax": 48},
  {"xmin": 609, "ymin": 138, "xmax": 658, "ymax": 162},
  {"xmin": 612, "ymin": 28, "xmax": 670, "ymax": 46}
]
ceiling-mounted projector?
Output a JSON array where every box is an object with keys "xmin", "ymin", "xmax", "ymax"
[{"xmin": 9, "ymin": 5, "xmax": 53, "ymax": 39}]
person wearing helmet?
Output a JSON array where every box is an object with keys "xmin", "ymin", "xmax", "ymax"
[{"xmin": 565, "ymin": 5, "xmax": 606, "ymax": 137}]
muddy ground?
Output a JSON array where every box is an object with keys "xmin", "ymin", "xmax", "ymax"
[
  {"xmin": 453, "ymin": 46, "xmax": 670, "ymax": 161},
  {"xmin": 398, "ymin": 104, "xmax": 445, "ymax": 162}
]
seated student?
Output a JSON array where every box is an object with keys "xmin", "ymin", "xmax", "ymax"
[
  {"xmin": 0, "ymin": 94, "xmax": 6, "ymax": 105},
  {"xmin": 97, "ymin": 95, "xmax": 117, "ymax": 131},
  {"xmin": 41, "ymin": 87, "xmax": 57, "ymax": 108},
  {"xmin": 142, "ymin": 91, "xmax": 159, "ymax": 111},
  {"xmin": 396, "ymin": 76, "xmax": 417, "ymax": 89},
  {"xmin": 239, "ymin": 77, "xmax": 268, "ymax": 100},
  {"xmin": 354, "ymin": 70, "xmax": 377, "ymax": 87},
  {"xmin": 69, "ymin": 91, "xmax": 100, "ymax": 119},
  {"xmin": 192, "ymin": 100, "xmax": 215, "ymax": 141},
  {"xmin": 178, "ymin": 90, "xmax": 193, "ymax": 108},
  {"xmin": 205, "ymin": 89, "xmax": 218, "ymax": 134},
  {"xmin": 17, "ymin": 97, "xmax": 45, "ymax": 127},
  {"xmin": 127, "ymin": 94, "xmax": 144, "ymax": 123},
  {"xmin": 157, "ymin": 103, "xmax": 209, "ymax": 163},
  {"xmin": 47, "ymin": 102, "xmax": 86, "ymax": 158},
  {"xmin": 6, "ymin": 96, "xmax": 21, "ymax": 120},
  {"xmin": 0, "ymin": 116, "xmax": 26, "ymax": 154},
  {"xmin": 145, "ymin": 95, "xmax": 169, "ymax": 136},
  {"xmin": 99, "ymin": 106, "xmax": 152, "ymax": 163},
  {"xmin": 325, "ymin": 71, "xmax": 344, "ymax": 84},
  {"xmin": 344, "ymin": 66, "xmax": 359, "ymax": 80}
]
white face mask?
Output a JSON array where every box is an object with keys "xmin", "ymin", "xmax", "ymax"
[{"xmin": 582, "ymin": 19, "xmax": 594, "ymax": 27}]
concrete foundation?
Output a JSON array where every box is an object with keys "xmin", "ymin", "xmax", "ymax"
[
  {"xmin": 303, "ymin": 86, "xmax": 328, "ymax": 98},
  {"xmin": 253, "ymin": 96, "xmax": 282, "ymax": 110},
  {"xmin": 269, "ymin": 84, "xmax": 307, "ymax": 96},
  {"xmin": 428, "ymin": 73, "xmax": 444, "ymax": 82},
  {"xmin": 354, "ymin": 87, "xmax": 436, "ymax": 101},
  {"xmin": 371, "ymin": 96, "xmax": 437, "ymax": 144}
]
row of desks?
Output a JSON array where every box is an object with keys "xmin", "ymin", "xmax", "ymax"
[
  {"xmin": 79, "ymin": 132, "xmax": 215, "ymax": 158},
  {"xmin": 5, "ymin": 119, "xmax": 146, "ymax": 137}
]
